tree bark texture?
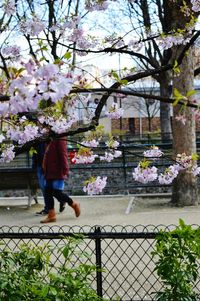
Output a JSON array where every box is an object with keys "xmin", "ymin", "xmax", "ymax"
[
  {"xmin": 160, "ymin": 74, "xmax": 172, "ymax": 142},
  {"xmin": 166, "ymin": 0, "xmax": 198, "ymax": 206},
  {"xmin": 172, "ymin": 47, "xmax": 198, "ymax": 206}
]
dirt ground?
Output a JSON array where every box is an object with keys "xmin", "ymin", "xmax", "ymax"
[{"xmin": 0, "ymin": 194, "xmax": 200, "ymax": 227}]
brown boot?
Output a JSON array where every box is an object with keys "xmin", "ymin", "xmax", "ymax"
[
  {"xmin": 40, "ymin": 209, "xmax": 56, "ymax": 223},
  {"xmin": 70, "ymin": 201, "xmax": 81, "ymax": 217}
]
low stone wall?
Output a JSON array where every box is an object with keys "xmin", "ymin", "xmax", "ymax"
[
  {"xmin": 66, "ymin": 165, "xmax": 172, "ymax": 195},
  {"xmin": 0, "ymin": 165, "xmax": 172, "ymax": 197}
]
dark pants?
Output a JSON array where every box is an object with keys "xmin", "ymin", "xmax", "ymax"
[{"xmin": 45, "ymin": 180, "xmax": 73, "ymax": 210}]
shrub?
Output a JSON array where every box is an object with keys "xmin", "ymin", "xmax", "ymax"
[
  {"xmin": 0, "ymin": 236, "xmax": 105, "ymax": 301},
  {"xmin": 152, "ymin": 219, "xmax": 200, "ymax": 301}
]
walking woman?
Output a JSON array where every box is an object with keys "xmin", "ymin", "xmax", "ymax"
[{"xmin": 40, "ymin": 138, "xmax": 80, "ymax": 223}]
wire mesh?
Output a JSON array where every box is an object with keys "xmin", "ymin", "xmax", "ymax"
[{"xmin": 0, "ymin": 225, "xmax": 200, "ymax": 301}]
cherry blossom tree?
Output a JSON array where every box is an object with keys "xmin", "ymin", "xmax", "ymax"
[{"xmin": 0, "ymin": 0, "xmax": 200, "ymax": 201}]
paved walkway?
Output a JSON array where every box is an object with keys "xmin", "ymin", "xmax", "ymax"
[{"xmin": 0, "ymin": 195, "xmax": 200, "ymax": 227}]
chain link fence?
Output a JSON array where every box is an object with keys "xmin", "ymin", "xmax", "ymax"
[{"xmin": 0, "ymin": 224, "xmax": 200, "ymax": 300}]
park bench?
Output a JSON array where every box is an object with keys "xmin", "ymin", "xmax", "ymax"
[{"xmin": 0, "ymin": 153, "xmax": 39, "ymax": 207}]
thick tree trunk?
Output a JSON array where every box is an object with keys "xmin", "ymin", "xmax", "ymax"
[
  {"xmin": 160, "ymin": 102, "xmax": 172, "ymax": 142},
  {"xmin": 160, "ymin": 78, "xmax": 172, "ymax": 143},
  {"xmin": 171, "ymin": 47, "xmax": 198, "ymax": 206}
]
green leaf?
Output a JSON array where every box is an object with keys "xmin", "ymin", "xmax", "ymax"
[
  {"xmin": 139, "ymin": 159, "xmax": 151, "ymax": 169},
  {"xmin": 40, "ymin": 46, "xmax": 48, "ymax": 51},
  {"xmin": 54, "ymin": 58, "xmax": 61, "ymax": 64},
  {"xmin": 62, "ymin": 246, "xmax": 69, "ymax": 259},
  {"xmin": 50, "ymin": 287, "xmax": 57, "ymax": 296},
  {"xmin": 120, "ymin": 79, "xmax": 128, "ymax": 85},
  {"xmin": 38, "ymin": 40, "xmax": 44, "ymax": 47},
  {"xmin": 39, "ymin": 57, "xmax": 46, "ymax": 62},
  {"xmin": 29, "ymin": 147, "xmax": 37, "ymax": 157},
  {"xmin": 173, "ymin": 60, "xmax": 180, "ymax": 74},
  {"xmin": 172, "ymin": 88, "xmax": 185, "ymax": 106},
  {"xmin": 111, "ymin": 70, "xmax": 120, "ymax": 81},
  {"xmin": 63, "ymin": 52, "xmax": 72, "ymax": 59},
  {"xmin": 186, "ymin": 90, "xmax": 196, "ymax": 97},
  {"xmin": 192, "ymin": 153, "xmax": 199, "ymax": 161},
  {"xmin": 179, "ymin": 218, "xmax": 186, "ymax": 229},
  {"xmin": 41, "ymin": 285, "xmax": 49, "ymax": 297}
]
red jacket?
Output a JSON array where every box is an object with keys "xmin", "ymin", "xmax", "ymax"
[{"xmin": 43, "ymin": 139, "xmax": 69, "ymax": 180}]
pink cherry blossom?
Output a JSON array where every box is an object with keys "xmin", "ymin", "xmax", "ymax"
[
  {"xmin": 100, "ymin": 150, "xmax": 121, "ymax": 162},
  {"xmin": 47, "ymin": 115, "xmax": 78, "ymax": 134},
  {"xmin": 69, "ymin": 28, "xmax": 84, "ymax": 43},
  {"xmin": 6, "ymin": 124, "xmax": 40, "ymax": 145},
  {"xmin": 0, "ymin": 145, "xmax": 15, "ymax": 163},
  {"xmin": 0, "ymin": 134, "xmax": 5, "ymax": 143},
  {"xmin": 105, "ymin": 139, "xmax": 119, "ymax": 148},
  {"xmin": 35, "ymin": 64, "xmax": 59, "ymax": 79},
  {"xmin": 105, "ymin": 103, "xmax": 124, "ymax": 119},
  {"xmin": 85, "ymin": 1, "xmax": 109, "ymax": 11},
  {"xmin": 100, "ymin": 152, "xmax": 114, "ymax": 162},
  {"xmin": 191, "ymin": 0, "xmax": 200, "ymax": 12},
  {"xmin": 132, "ymin": 165, "xmax": 158, "ymax": 184},
  {"xmin": 20, "ymin": 16, "xmax": 45, "ymax": 36},
  {"xmin": 3, "ymin": 0, "xmax": 15, "ymax": 15},
  {"xmin": 192, "ymin": 166, "xmax": 200, "ymax": 176},
  {"xmin": 72, "ymin": 153, "xmax": 98, "ymax": 164},
  {"xmin": 158, "ymin": 165, "xmax": 179, "ymax": 185},
  {"xmin": 176, "ymin": 153, "xmax": 194, "ymax": 169},
  {"xmin": 157, "ymin": 34, "xmax": 190, "ymax": 50},
  {"xmin": 23, "ymin": 59, "xmax": 36, "ymax": 74},
  {"xmin": 143, "ymin": 146, "xmax": 163, "ymax": 159},
  {"xmin": 6, "ymin": 62, "xmax": 73, "ymax": 115},
  {"xmin": 83, "ymin": 176, "xmax": 107, "ymax": 195},
  {"xmin": 175, "ymin": 114, "xmax": 187, "ymax": 125},
  {"xmin": 0, "ymin": 103, "xmax": 9, "ymax": 116},
  {"xmin": 82, "ymin": 139, "xmax": 99, "ymax": 147},
  {"xmin": 2, "ymin": 45, "xmax": 21, "ymax": 57}
]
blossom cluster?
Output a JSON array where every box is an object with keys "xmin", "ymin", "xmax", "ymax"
[
  {"xmin": 39, "ymin": 114, "xmax": 78, "ymax": 134},
  {"xmin": 132, "ymin": 164, "xmax": 158, "ymax": 184},
  {"xmin": 158, "ymin": 165, "xmax": 179, "ymax": 185},
  {"xmin": 72, "ymin": 148, "xmax": 98, "ymax": 164},
  {"xmin": 3, "ymin": 0, "xmax": 16, "ymax": 15},
  {"xmin": 0, "ymin": 145, "xmax": 15, "ymax": 163},
  {"xmin": 81, "ymin": 139, "xmax": 100, "ymax": 148},
  {"xmin": 105, "ymin": 102, "xmax": 124, "ymax": 119},
  {"xmin": 83, "ymin": 176, "xmax": 107, "ymax": 195},
  {"xmin": 100, "ymin": 138, "xmax": 121, "ymax": 162},
  {"xmin": 6, "ymin": 124, "xmax": 40, "ymax": 145},
  {"xmin": 191, "ymin": 0, "xmax": 200, "ymax": 12},
  {"xmin": 85, "ymin": 0, "xmax": 109, "ymax": 11},
  {"xmin": 99, "ymin": 150, "xmax": 121, "ymax": 162},
  {"xmin": 73, "ymin": 136, "xmax": 122, "ymax": 164},
  {"xmin": 1, "ymin": 46, "xmax": 21, "ymax": 58},
  {"xmin": 4, "ymin": 62, "xmax": 73, "ymax": 116},
  {"xmin": 20, "ymin": 16, "xmax": 45, "ymax": 36},
  {"xmin": 157, "ymin": 34, "xmax": 190, "ymax": 50},
  {"xmin": 132, "ymin": 149, "xmax": 200, "ymax": 185},
  {"xmin": 143, "ymin": 146, "xmax": 163, "ymax": 160}
]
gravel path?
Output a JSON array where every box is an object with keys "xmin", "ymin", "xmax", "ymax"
[{"xmin": 0, "ymin": 194, "xmax": 200, "ymax": 227}]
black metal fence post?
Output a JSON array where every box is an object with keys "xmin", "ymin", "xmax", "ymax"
[{"xmin": 95, "ymin": 226, "xmax": 103, "ymax": 298}]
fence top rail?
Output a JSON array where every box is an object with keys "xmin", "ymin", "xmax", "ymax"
[
  {"xmin": 0, "ymin": 232, "xmax": 158, "ymax": 240},
  {"xmin": 0, "ymin": 224, "xmax": 199, "ymax": 238}
]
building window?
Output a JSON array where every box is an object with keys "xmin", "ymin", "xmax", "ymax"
[{"xmin": 129, "ymin": 118, "xmax": 135, "ymax": 134}]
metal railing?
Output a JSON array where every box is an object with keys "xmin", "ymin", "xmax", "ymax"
[
  {"xmin": 1, "ymin": 138, "xmax": 200, "ymax": 195},
  {"xmin": 68, "ymin": 142, "xmax": 174, "ymax": 194},
  {"xmin": 0, "ymin": 225, "xmax": 200, "ymax": 301}
]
